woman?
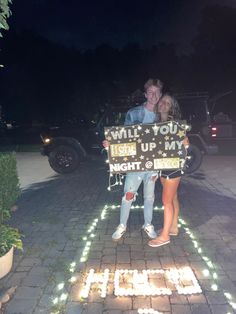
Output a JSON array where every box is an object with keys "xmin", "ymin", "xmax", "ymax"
[{"xmin": 148, "ymin": 93, "xmax": 189, "ymax": 248}]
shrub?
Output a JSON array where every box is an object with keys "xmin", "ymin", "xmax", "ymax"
[{"xmin": 0, "ymin": 153, "xmax": 22, "ymax": 257}]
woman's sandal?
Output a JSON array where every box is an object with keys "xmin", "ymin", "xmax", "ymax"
[{"xmin": 148, "ymin": 237, "xmax": 170, "ymax": 248}]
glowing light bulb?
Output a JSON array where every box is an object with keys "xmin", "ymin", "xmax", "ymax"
[
  {"xmin": 57, "ymin": 283, "xmax": 64, "ymax": 290},
  {"xmin": 60, "ymin": 293, "xmax": 68, "ymax": 301},
  {"xmin": 52, "ymin": 297, "xmax": 59, "ymax": 305},
  {"xmin": 69, "ymin": 276, "xmax": 77, "ymax": 283},
  {"xmin": 207, "ymin": 261, "xmax": 213, "ymax": 268},
  {"xmin": 203, "ymin": 269, "xmax": 210, "ymax": 277},
  {"xmin": 224, "ymin": 293, "xmax": 232, "ymax": 300},
  {"xmin": 213, "ymin": 273, "xmax": 218, "ymax": 279},
  {"xmin": 230, "ymin": 302, "xmax": 236, "ymax": 309}
]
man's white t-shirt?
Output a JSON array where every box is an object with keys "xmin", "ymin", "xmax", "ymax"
[{"xmin": 142, "ymin": 107, "xmax": 156, "ymax": 124}]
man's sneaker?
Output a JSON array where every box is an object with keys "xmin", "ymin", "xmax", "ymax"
[
  {"xmin": 112, "ymin": 224, "xmax": 126, "ymax": 240},
  {"xmin": 142, "ymin": 224, "xmax": 157, "ymax": 239}
]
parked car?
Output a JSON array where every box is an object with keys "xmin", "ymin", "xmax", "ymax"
[{"xmin": 40, "ymin": 92, "xmax": 219, "ymax": 174}]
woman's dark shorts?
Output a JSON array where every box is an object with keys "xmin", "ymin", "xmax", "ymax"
[{"xmin": 160, "ymin": 170, "xmax": 183, "ymax": 179}]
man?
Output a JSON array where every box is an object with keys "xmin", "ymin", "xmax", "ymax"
[{"xmin": 104, "ymin": 78, "xmax": 163, "ymax": 240}]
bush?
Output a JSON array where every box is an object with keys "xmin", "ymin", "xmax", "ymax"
[
  {"xmin": 0, "ymin": 224, "xmax": 23, "ymax": 256},
  {"xmin": 0, "ymin": 153, "xmax": 22, "ymax": 257}
]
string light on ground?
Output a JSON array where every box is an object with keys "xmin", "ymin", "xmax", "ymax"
[
  {"xmin": 50, "ymin": 205, "xmax": 114, "ymax": 312},
  {"xmin": 211, "ymin": 284, "xmax": 218, "ymax": 291},
  {"xmin": 178, "ymin": 217, "xmax": 236, "ymax": 312},
  {"xmin": 59, "ymin": 293, "xmax": 68, "ymax": 301},
  {"xmin": 138, "ymin": 309, "xmax": 163, "ymax": 314},
  {"xmin": 57, "ymin": 283, "xmax": 64, "ymax": 290},
  {"xmin": 69, "ymin": 276, "xmax": 77, "ymax": 283},
  {"xmin": 52, "ymin": 297, "xmax": 58, "ymax": 305},
  {"xmin": 202, "ymin": 269, "xmax": 210, "ymax": 277},
  {"xmin": 80, "ymin": 267, "xmax": 201, "ymax": 298},
  {"xmin": 80, "ymin": 268, "xmax": 110, "ymax": 298},
  {"xmin": 212, "ymin": 272, "xmax": 217, "ymax": 279},
  {"xmin": 49, "ymin": 204, "xmax": 236, "ymax": 314},
  {"xmin": 101, "ymin": 205, "xmax": 108, "ymax": 220},
  {"xmin": 229, "ymin": 302, "xmax": 236, "ymax": 310}
]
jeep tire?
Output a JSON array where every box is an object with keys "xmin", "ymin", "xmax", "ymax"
[
  {"xmin": 49, "ymin": 145, "xmax": 80, "ymax": 174},
  {"xmin": 184, "ymin": 144, "xmax": 203, "ymax": 174}
]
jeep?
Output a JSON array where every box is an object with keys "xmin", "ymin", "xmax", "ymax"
[{"xmin": 40, "ymin": 92, "xmax": 218, "ymax": 174}]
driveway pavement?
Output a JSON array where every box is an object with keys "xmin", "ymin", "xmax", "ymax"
[
  {"xmin": 16, "ymin": 153, "xmax": 57, "ymax": 190},
  {"xmin": 0, "ymin": 153, "xmax": 236, "ymax": 314}
]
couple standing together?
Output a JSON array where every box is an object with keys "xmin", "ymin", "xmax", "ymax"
[{"xmin": 103, "ymin": 78, "xmax": 189, "ymax": 248}]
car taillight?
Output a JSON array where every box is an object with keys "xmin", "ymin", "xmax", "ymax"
[{"xmin": 211, "ymin": 126, "xmax": 217, "ymax": 137}]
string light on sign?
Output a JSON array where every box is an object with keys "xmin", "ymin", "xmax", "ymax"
[{"xmin": 108, "ymin": 173, "xmax": 124, "ymax": 190}]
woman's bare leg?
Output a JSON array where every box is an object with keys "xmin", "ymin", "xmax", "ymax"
[
  {"xmin": 160, "ymin": 177, "xmax": 180, "ymax": 234},
  {"xmin": 171, "ymin": 193, "xmax": 180, "ymax": 234},
  {"xmin": 150, "ymin": 177, "xmax": 180, "ymax": 244}
]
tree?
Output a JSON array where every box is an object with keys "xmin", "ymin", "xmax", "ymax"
[
  {"xmin": 0, "ymin": 0, "xmax": 12, "ymax": 68},
  {"xmin": 191, "ymin": 5, "xmax": 236, "ymax": 92},
  {"xmin": 0, "ymin": 0, "xmax": 12, "ymax": 35}
]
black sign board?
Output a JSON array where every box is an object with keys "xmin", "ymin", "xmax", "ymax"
[{"xmin": 105, "ymin": 121, "xmax": 187, "ymax": 173}]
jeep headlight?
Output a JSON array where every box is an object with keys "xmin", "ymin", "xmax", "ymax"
[
  {"xmin": 41, "ymin": 134, "xmax": 51, "ymax": 144},
  {"xmin": 44, "ymin": 138, "xmax": 51, "ymax": 144}
]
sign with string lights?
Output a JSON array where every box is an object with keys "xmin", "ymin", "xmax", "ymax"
[{"xmin": 105, "ymin": 121, "xmax": 187, "ymax": 173}]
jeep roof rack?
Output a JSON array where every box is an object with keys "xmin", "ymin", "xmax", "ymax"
[{"xmin": 174, "ymin": 92, "xmax": 209, "ymax": 99}]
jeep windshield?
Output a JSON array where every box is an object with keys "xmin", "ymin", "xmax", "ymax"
[
  {"xmin": 176, "ymin": 97, "xmax": 209, "ymax": 123},
  {"xmin": 97, "ymin": 105, "xmax": 133, "ymax": 128}
]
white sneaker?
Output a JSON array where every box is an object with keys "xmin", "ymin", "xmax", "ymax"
[
  {"xmin": 112, "ymin": 224, "xmax": 126, "ymax": 240},
  {"xmin": 142, "ymin": 224, "xmax": 157, "ymax": 239}
]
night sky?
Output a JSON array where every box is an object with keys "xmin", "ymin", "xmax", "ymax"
[
  {"xmin": 1, "ymin": 0, "xmax": 236, "ymax": 124},
  {"xmin": 10, "ymin": 0, "xmax": 236, "ymax": 54}
]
